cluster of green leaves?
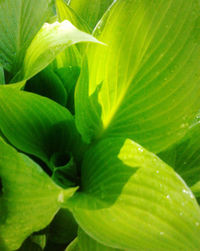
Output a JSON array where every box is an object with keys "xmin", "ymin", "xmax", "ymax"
[{"xmin": 0, "ymin": 0, "xmax": 200, "ymax": 250}]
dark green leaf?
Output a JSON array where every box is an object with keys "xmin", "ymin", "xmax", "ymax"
[
  {"xmin": 25, "ymin": 66, "xmax": 68, "ymax": 106},
  {"xmin": 0, "ymin": 86, "xmax": 76, "ymax": 165},
  {"xmin": 0, "ymin": 0, "xmax": 54, "ymax": 73}
]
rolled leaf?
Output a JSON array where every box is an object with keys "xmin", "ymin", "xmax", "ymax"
[{"xmin": 18, "ymin": 20, "xmax": 101, "ymax": 82}]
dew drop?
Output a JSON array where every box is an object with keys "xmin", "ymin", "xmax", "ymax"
[
  {"xmin": 166, "ymin": 195, "xmax": 170, "ymax": 199},
  {"xmin": 138, "ymin": 147, "xmax": 144, "ymax": 152},
  {"xmin": 58, "ymin": 191, "xmax": 64, "ymax": 203},
  {"xmin": 182, "ymin": 189, "xmax": 189, "ymax": 195},
  {"xmin": 196, "ymin": 222, "xmax": 199, "ymax": 226},
  {"xmin": 160, "ymin": 232, "xmax": 164, "ymax": 235},
  {"xmin": 156, "ymin": 170, "xmax": 159, "ymax": 174}
]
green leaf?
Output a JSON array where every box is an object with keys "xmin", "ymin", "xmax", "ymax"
[
  {"xmin": 52, "ymin": 0, "xmax": 84, "ymax": 77},
  {"xmin": 51, "ymin": 45, "xmax": 82, "ymax": 70},
  {"xmin": 17, "ymin": 235, "xmax": 46, "ymax": 251},
  {"xmin": 0, "ymin": 66, "xmax": 5, "ymax": 85},
  {"xmin": 77, "ymin": 228, "xmax": 123, "ymax": 251},
  {"xmin": 68, "ymin": 0, "xmax": 114, "ymax": 30},
  {"xmin": 56, "ymin": 0, "xmax": 91, "ymax": 33},
  {"xmin": 13, "ymin": 20, "xmax": 101, "ymax": 82},
  {"xmin": 47, "ymin": 209, "xmax": 78, "ymax": 245},
  {"xmin": 25, "ymin": 66, "xmax": 68, "ymax": 106},
  {"xmin": 65, "ymin": 238, "xmax": 78, "ymax": 251},
  {"xmin": 159, "ymin": 122, "xmax": 200, "ymax": 187},
  {"xmin": 0, "ymin": 0, "xmax": 54, "ymax": 73},
  {"xmin": 191, "ymin": 181, "xmax": 200, "ymax": 199},
  {"xmin": 75, "ymin": 0, "xmax": 200, "ymax": 153},
  {"xmin": 67, "ymin": 137, "xmax": 200, "ymax": 250},
  {"xmin": 0, "ymin": 86, "xmax": 77, "ymax": 165},
  {"xmin": 0, "ymin": 137, "xmax": 62, "ymax": 250},
  {"xmin": 54, "ymin": 66, "xmax": 81, "ymax": 113}
]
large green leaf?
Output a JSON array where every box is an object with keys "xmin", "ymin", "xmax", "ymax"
[
  {"xmin": 67, "ymin": 137, "xmax": 200, "ymax": 250},
  {"xmin": 0, "ymin": 137, "xmax": 77, "ymax": 250},
  {"xmin": 0, "ymin": 0, "xmax": 54, "ymax": 73},
  {"xmin": 0, "ymin": 86, "xmax": 77, "ymax": 165},
  {"xmin": 13, "ymin": 20, "xmax": 100, "ymax": 82},
  {"xmin": 68, "ymin": 0, "xmax": 114, "ymax": 30},
  {"xmin": 75, "ymin": 0, "xmax": 200, "ymax": 153}
]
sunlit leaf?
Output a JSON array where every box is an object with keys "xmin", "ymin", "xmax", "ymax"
[
  {"xmin": 67, "ymin": 137, "xmax": 200, "ymax": 250},
  {"xmin": 77, "ymin": 228, "xmax": 123, "ymax": 251},
  {"xmin": 69, "ymin": 0, "xmax": 114, "ymax": 30},
  {"xmin": 56, "ymin": 0, "xmax": 91, "ymax": 33},
  {"xmin": 0, "ymin": 138, "xmax": 62, "ymax": 250},
  {"xmin": 75, "ymin": 0, "xmax": 200, "ymax": 153},
  {"xmin": 14, "ymin": 20, "xmax": 100, "ymax": 82}
]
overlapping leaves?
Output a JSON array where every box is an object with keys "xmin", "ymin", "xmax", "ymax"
[
  {"xmin": 67, "ymin": 137, "xmax": 200, "ymax": 251},
  {"xmin": 0, "ymin": 138, "xmax": 77, "ymax": 250},
  {"xmin": 0, "ymin": 0, "xmax": 200, "ymax": 250}
]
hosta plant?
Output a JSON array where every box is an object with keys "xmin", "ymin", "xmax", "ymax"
[{"xmin": 0, "ymin": 0, "xmax": 200, "ymax": 250}]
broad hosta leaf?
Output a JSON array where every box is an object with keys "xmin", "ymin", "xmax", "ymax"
[
  {"xmin": 159, "ymin": 122, "xmax": 200, "ymax": 188},
  {"xmin": 0, "ymin": 137, "xmax": 64, "ymax": 250},
  {"xmin": 75, "ymin": 0, "xmax": 200, "ymax": 153},
  {"xmin": 67, "ymin": 138, "xmax": 200, "ymax": 251},
  {"xmin": 0, "ymin": 0, "xmax": 54, "ymax": 73},
  {"xmin": 0, "ymin": 86, "xmax": 77, "ymax": 165},
  {"xmin": 15, "ymin": 20, "xmax": 100, "ymax": 82},
  {"xmin": 76, "ymin": 228, "xmax": 123, "ymax": 251},
  {"xmin": 69, "ymin": 0, "xmax": 114, "ymax": 30}
]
